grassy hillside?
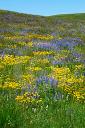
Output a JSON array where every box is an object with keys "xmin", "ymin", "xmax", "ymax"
[
  {"xmin": 0, "ymin": 10, "xmax": 85, "ymax": 39},
  {"xmin": 49, "ymin": 13, "xmax": 85, "ymax": 20},
  {"xmin": 0, "ymin": 10, "xmax": 85, "ymax": 128}
]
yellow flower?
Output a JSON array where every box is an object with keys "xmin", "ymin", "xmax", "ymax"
[
  {"xmin": 15, "ymin": 92, "xmax": 42, "ymax": 104},
  {"xmin": 28, "ymin": 66, "xmax": 42, "ymax": 71},
  {"xmin": 15, "ymin": 95, "xmax": 25, "ymax": 102},
  {"xmin": 18, "ymin": 42, "xmax": 26, "ymax": 46},
  {"xmin": 66, "ymin": 76, "xmax": 84, "ymax": 84},
  {"xmin": 22, "ymin": 74, "xmax": 34, "ymax": 84},
  {"xmin": 28, "ymin": 34, "xmax": 54, "ymax": 40},
  {"xmin": 1, "ymin": 82, "xmax": 21, "ymax": 89},
  {"xmin": 26, "ymin": 42, "xmax": 33, "ymax": 47},
  {"xmin": 52, "ymin": 67, "xmax": 70, "ymax": 79},
  {"xmin": 75, "ymin": 64, "xmax": 83, "ymax": 70},
  {"xmin": 73, "ymin": 91, "xmax": 83, "ymax": 100},
  {"xmin": 33, "ymin": 51, "xmax": 53, "ymax": 56},
  {"xmin": 0, "ymin": 55, "xmax": 31, "ymax": 65}
]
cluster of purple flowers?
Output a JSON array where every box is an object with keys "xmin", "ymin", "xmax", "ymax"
[
  {"xmin": 36, "ymin": 76, "xmax": 58, "ymax": 87},
  {"xmin": 35, "ymin": 37, "xmax": 81, "ymax": 51}
]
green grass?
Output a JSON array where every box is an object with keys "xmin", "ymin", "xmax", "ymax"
[{"xmin": 0, "ymin": 91, "xmax": 85, "ymax": 128}]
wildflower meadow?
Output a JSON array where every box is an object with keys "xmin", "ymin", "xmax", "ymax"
[{"xmin": 0, "ymin": 10, "xmax": 85, "ymax": 128}]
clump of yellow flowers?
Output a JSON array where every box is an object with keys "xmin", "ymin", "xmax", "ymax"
[
  {"xmin": 33, "ymin": 51, "xmax": 53, "ymax": 56},
  {"xmin": 73, "ymin": 91, "xmax": 85, "ymax": 101},
  {"xmin": 50, "ymin": 66, "xmax": 85, "ymax": 101},
  {"xmin": 0, "ymin": 55, "xmax": 31, "ymax": 65},
  {"xmin": 0, "ymin": 81, "xmax": 21, "ymax": 89},
  {"xmin": 16, "ymin": 92, "xmax": 42, "ymax": 104},
  {"xmin": 27, "ymin": 66, "xmax": 42, "ymax": 72},
  {"xmin": 4, "ymin": 34, "xmax": 54, "ymax": 41},
  {"xmin": 64, "ymin": 85, "xmax": 85, "ymax": 102},
  {"xmin": 52, "ymin": 67, "xmax": 84, "ymax": 85},
  {"xmin": 18, "ymin": 42, "xmax": 33, "ymax": 47},
  {"xmin": 28, "ymin": 34, "xmax": 54, "ymax": 40},
  {"xmin": 22, "ymin": 74, "xmax": 35, "ymax": 84}
]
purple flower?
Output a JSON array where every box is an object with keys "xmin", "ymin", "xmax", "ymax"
[
  {"xmin": 49, "ymin": 77, "xmax": 58, "ymax": 87},
  {"xmin": 52, "ymin": 60, "xmax": 63, "ymax": 65},
  {"xmin": 36, "ymin": 76, "xmax": 58, "ymax": 87}
]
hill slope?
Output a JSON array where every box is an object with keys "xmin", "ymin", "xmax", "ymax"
[{"xmin": 0, "ymin": 10, "xmax": 85, "ymax": 36}]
